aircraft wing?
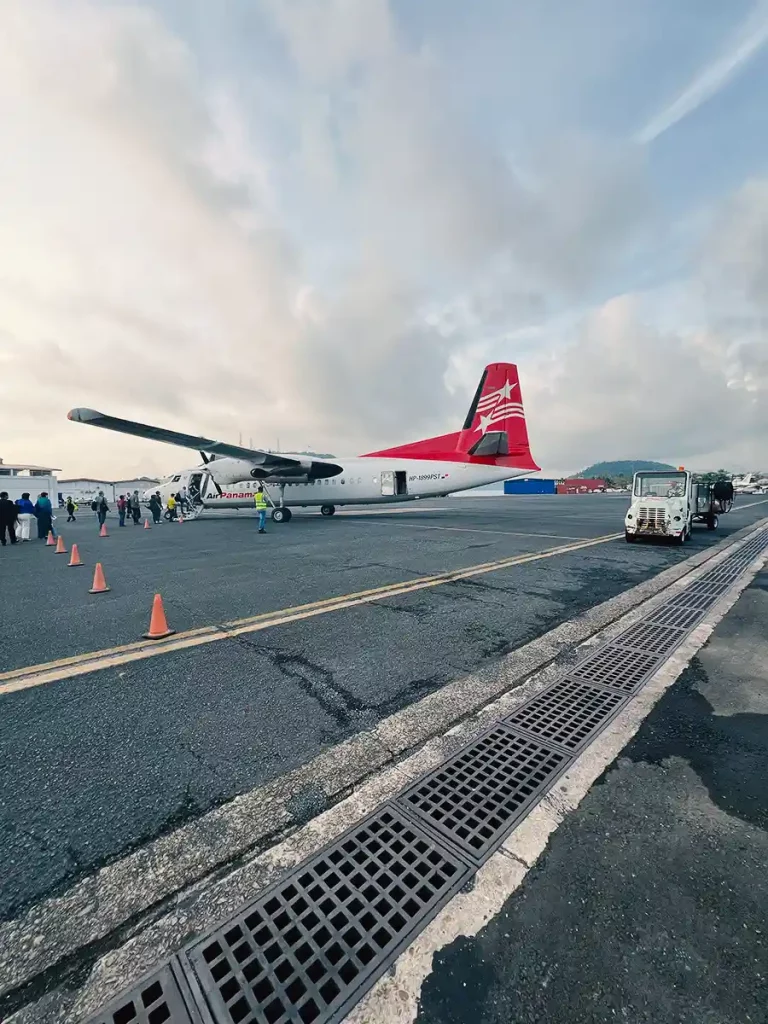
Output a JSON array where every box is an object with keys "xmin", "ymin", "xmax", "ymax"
[{"xmin": 67, "ymin": 407, "xmax": 343, "ymax": 475}]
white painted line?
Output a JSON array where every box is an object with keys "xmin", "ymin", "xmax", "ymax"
[
  {"xmin": 339, "ymin": 519, "xmax": 588, "ymax": 541},
  {"xmin": 336, "ymin": 507, "xmax": 456, "ymax": 516},
  {"xmin": 733, "ymin": 497, "xmax": 768, "ymax": 511}
]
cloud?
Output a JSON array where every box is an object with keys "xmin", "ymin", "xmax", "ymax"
[
  {"xmin": 635, "ymin": 0, "xmax": 768, "ymax": 144},
  {"xmin": 522, "ymin": 293, "xmax": 766, "ymax": 474},
  {"xmin": 0, "ymin": 0, "xmax": 651, "ymax": 477},
  {"xmin": 521, "ymin": 179, "xmax": 768, "ymax": 473},
  {"xmin": 0, "ymin": 0, "xmax": 763, "ymax": 482}
]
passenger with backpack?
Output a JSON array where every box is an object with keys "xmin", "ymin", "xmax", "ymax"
[{"xmin": 96, "ymin": 491, "xmax": 109, "ymax": 527}]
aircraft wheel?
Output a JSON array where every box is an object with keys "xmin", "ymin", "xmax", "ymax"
[
  {"xmin": 272, "ymin": 507, "xmax": 292, "ymax": 523},
  {"xmin": 320, "ymin": 504, "xmax": 336, "ymax": 517}
]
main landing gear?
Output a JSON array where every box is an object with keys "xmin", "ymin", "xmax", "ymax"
[
  {"xmin": 270, "ymin": 483, "xmax": 292, "ymax": 523},
  {"xmin": 265, "ymin": 487, "xmax": 337, "ymax": 523}
]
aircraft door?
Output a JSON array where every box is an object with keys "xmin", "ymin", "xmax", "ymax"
[
  {"xmin": 395, "ymin": 471, "xmax": 408, "ymax": 495},
  {"xmin": 380, "ymin": 471, "xmax": 395, "ymax": 496},
  {"xmin": 188, "ymin": 472, "xmax": 204, "ymax": 504}
]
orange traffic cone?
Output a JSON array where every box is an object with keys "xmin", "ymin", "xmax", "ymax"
[
  {"xmin": 143, "ymin": 594, "xmax": 175, "ymax": 639},
  {"xmin": 68, "ymin": 543, "xmax": 84, "ymax": 567},
  {"xmin": 99, "ymin": 522, "xmax": 108, "ymax": 538},
  {"xmin": 144, "ymin": 518, "xmax": 151, "ymax": 530},
  {"xmin": 54, "ymin": 535, "xmax": 67, "ymax": 554},
  {"xmin": 46, "ymin": 530, "xmax": 56, "ymax": 546},
  {"xmin": 89, "ymin": 562, "xmax": 110, "ymax": 593}
]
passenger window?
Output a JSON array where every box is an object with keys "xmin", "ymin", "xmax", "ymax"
[{"xmin": 341, "ymin": 479, "xmax": 345, "ymax": 485}]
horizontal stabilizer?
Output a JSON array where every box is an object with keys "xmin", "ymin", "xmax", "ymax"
[
  {"xmin": 467, "ymin": 431, "xmax": 509, "ymax": 457},
  {"xmin": 362, "ymin": 362, "xmax": 540, "ymax": 471}
]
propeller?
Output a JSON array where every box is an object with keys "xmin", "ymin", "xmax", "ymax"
[{"xmin": 199, "ymin": 451, "xmax": 223, "ymax": 495}]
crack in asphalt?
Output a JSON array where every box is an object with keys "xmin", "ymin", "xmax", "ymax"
[{"xmin": 228, "ymin": 635, "xmax": 369, "ymax": 728}]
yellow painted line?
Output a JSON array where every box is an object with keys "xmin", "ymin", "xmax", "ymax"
[{"xmin": 0, "ymin": 532, "xmax": 622, "ymax": 696}]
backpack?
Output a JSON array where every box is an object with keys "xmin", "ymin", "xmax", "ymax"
[{"xmin": 91, "ymin": 500, "xmax": 98, "ymax": 511}]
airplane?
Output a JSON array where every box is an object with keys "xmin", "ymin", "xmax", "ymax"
[
  {"xmin": 68, "ymin": 362, "xmax": 540, "ymax": 523},
  {"xmin": 732, "ymin": 473, "xmax": 768, "ymax": 495}
]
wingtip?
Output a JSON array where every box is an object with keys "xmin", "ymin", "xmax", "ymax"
[{"xmin": 67, "ymin": 408, "xmax": 101, "ymax": 423}]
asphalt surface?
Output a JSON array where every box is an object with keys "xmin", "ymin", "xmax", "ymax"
[
  {"xmin": 1, "ymin": 496, "xmax": 766, "ymax": 925},
  {"xmin": 416, "ymin": 564, "xmax": 768, "ymax": 1024}
]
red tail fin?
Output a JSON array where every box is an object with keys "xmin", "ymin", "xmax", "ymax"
[{"xmin": 362, "ymin": 362, "xmax": 540, "ymax": 470}]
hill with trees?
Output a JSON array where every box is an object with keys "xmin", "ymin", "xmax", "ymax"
[{"xmin": 575, "ymin": 460, "xmax": 676, "ymax": 479}]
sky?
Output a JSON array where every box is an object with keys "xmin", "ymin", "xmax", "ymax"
[{"xmin": 1, "ymin": 0, "xmax": 767, "ymax": 480}]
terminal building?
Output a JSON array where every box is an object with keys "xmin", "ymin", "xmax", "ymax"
[
  {"xmin": 0, "ymin": 459, "xmax": 60, "ymax": 503},
  {"xmin": 59, "ymin": 477, "xmax": 161, "ymax": 505}
]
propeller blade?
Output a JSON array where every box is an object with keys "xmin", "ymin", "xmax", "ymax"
[{"xmin": 199, "ymin": 451, "xmax": 223, "ymax": 494}]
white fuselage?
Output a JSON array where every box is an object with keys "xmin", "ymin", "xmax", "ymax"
[
  {"xmin": 733, "ymin": 474, "xmax": 768, "ymax": 494},
  {"xmin": 145, "ymin": 456, "xmax": 524, "ymax": 508}
]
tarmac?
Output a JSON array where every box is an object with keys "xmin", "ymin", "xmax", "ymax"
[
  {"xmin": 1, "ymin": 494, "xmax": 767, "ymax": 1022},
  {"xmin": 416, "ymin": 563, "xmax": 768, "ymax": 1024}
]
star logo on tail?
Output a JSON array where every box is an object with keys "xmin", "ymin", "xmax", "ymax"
[{"xmin": 475, "ymin": 379, "xmax": 522, "ymax": 431}]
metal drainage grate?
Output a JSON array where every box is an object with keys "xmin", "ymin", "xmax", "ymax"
[
  {"xmin": 182, "ymin": 805, "xmax": 470, "ymax": 1024},
  {"xmin": 700, "ymin": 567, "xmax": 740, "ymax": 584},
  {"xmin": 571, "ymin": 645, "xmax": 660, "ymax": 693},
  {"xmin": 396, "ymin": 724, "xmax": 569, "ymax": 865},
  {"xmin": 668, "ymin": 588, "xmax": 725, "ymax": 612},
  {"xmin": 686, "ymin": 580, "xmax": 730, "ymax": 597},
  {"xmin": 646, "ymin": 603, "xmax": 704, "ymax": 631},
  {"xmin": 87, "ymin": 963, "xmax": 198, "ymax": 1024},
  {"xmin": 503, "ymin": 678, "xmax": 628, "ymax": 753},
  {"xmin": 612, "ymin": 621, "xmax": 686, "ymax": 656}
]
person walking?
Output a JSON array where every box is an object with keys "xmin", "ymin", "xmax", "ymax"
[
  {"xmin": 131, "ymin": 490, "xmax": 141, "ymax": 525},
  {"xmin": 34, "ymin": 492, "xmax": 55, "ymax": 540},
  {"xmin": 66, "ymin": 496, "xmax": 77, "ymax": 522},
  {"xmin": 15, "ymin": 492, "xmax": 36, "ymax": 542},
  {"xmin": 97, "ymin": 491, "xmax": 109, "ymax": 528},
  {"xmin": 117, "ymin": 494, "xmax": 127, "ymax": 527},
  {"xmin": 254, "ymin": 485, "xmax": 268, "ymax": 534},
  {"xmin": 0, "ymin": 491, "xmax": 19, "ymax": 546},
  {"xmin": 149, "ymin": 492, "xmax": 163, "ymax": 524},
  {"xmin": 167, "ymin": 493, "xmax": 177, "ymax": 521}
]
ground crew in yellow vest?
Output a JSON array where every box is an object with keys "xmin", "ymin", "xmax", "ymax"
[{"xmin": 255, "ymin": 485, "xmax": 268, "ymax": 534}]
